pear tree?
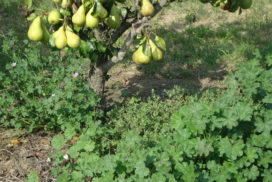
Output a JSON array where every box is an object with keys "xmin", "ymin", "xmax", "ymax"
[{"xmin": 25, "ymin": 0, "xmax": 252, "ymax": 100}]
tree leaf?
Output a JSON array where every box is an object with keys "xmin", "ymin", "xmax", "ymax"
[
  {"xmin": 120, "ymin": 8, "xmax": 127, "ymax": 18},
  {"xmin": 25, "ymin": 0, "xmax": 32, "ymax": 9},
  {"xmin": 142, "ymin": 40, "xmax": 151, "ymax": 57},
  {"xmin": 97, "ymin": 42, "xmax": 107, "ymax": 53},
  {"xmin": 155, "ymin": 35, "xmax": 166, "ymax": 51},
  {"xmin": 27, "ymin": 13, "xmax": 37, "ymax": 21}
]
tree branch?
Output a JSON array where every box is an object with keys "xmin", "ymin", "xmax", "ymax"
[{"xmin": 103, "ymin": 0, "xmax": 168, "ymax": 72}]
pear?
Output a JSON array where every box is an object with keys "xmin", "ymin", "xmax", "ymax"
[
  {"xmin": 53, "ymin": 0, "xmax": 61, "ymax": 2},
  {"xmin": 132, "ymin": 45, "xmax": 151, "ymax": 64},
  {"xmin": 54, "ymin": 26, "xmax": 67, "ymax": 49},
  {"xmin": 106, "ymin": 5, "xmax": 121, "ymax": 29},
  {"xmin": 149, "ymin": 39, "xmax": 163, "ymax": 61},
  {"xmin": 72, "ymin": 5, "xmax": 86, "ymax": 27},
  {"xmin": 61, "ymin": 0, "xmax": 72, "ymax": 8},
  {"xmin": 53, "ymin": 26, "xmax": 62, "ymax": 39},
  {"xmin": 66, "ymin": 30, "xmax": 81, "ymax": 48},
  {"xmin": 86, "ymin": 8, "xmax": 99, "ymax": 28},
  {"xmin": 141, "ymin": 0, "xmax": 154, "ymax": 16},
  {"xmin": 28, "ymin": 16, "xmax": 43, "ymax": 41},
  {"xmin": 41, "ymin": 21, "xmax": 50, "ymax": 44},
  {"xmin": 95, "ymin": 2, "xmax": 108, "ymax": 20},
  {"xmin": 48, "ymin": 9, "xmax": 61, "ymax": 25},
  {"xmin": 240, "ymin": 0, "xmax": 252, "ymax": 9}
]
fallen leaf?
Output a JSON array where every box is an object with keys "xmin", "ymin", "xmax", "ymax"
[
  {"xmin": 35, "ymin": 152, "xmax": 42, "ymax": 157},
  {"xmin": 11, "ymin": 139, "xmax": 20, "ymax": 146},
  {"xmin": 73, "ymin": 136, "xmax": 79, "ymax": 143},
  {"xmin": 41, "ymin": 139, "xmax": 50, "ymax": 145}
]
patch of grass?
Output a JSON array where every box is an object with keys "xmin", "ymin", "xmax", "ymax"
[
  {"xmin": 136, "ymin": 0, "xmax": 272, "ymax": 77},
  {"xmin": 0, "ymin": 0, "xmax": 55, "ymax": 71}
]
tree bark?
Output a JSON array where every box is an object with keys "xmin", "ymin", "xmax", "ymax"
[{"xmin": 89, "ymin": 65, "xmax": 105, "ymax": 98}]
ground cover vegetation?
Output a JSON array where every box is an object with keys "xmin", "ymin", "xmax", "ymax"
[{"xmin": 0, "ymin": 0, "xmax": 272, "ymax": 181}]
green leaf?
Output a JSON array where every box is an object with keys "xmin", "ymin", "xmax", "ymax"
[
  {"xmin": 218, "ymin": 138, "xmax": 244, "ymax": 160},
  {"xmin": 27, "ymin": 171, "xmax": 39, "ymax": 182},
  {"xmin": 263, "ymin": 169, "xmax": 272, "ymax": 182},
  {"xmin": 60, "ymin": 8, "xmax": 71, "ymax": 17},
  {"xmin": 120, "ymin": 8, "xmax": 127, "ymax": 18},
  {"xmin": 245, "ymin": 146, "xmax": 258, "ymax": 163},
  {"xmin": 258, "ymin": 151, "xmax": 272, "ymax": 169},
  {"xmin": 175, "ymin": 162, "xmax": 198, "ymax": 182},
  {"xmin": 84, "ymin": 141, "xmax": 95, "ymax": 152},
  {"xmin": 195, "ymin": 139, "xmax": 214, "ymax": 157},
  {"xmin": 142, "ymin": 40, "xmax": 151, "ymax": 57},
  {"xmin": 155, "ymin": 35, "xmax": 166, "ymax": 51},
  {"xmin": 151, "ymin": 173, "xmax": 166, "ymax": 182},
  {"xmin": 25, "ymin": 0, "xmax": 32, "ymax": 8},
  {"xmin": 68, "ymin": 146, "xmax": 79, "ymax": 159},
  {"xmin": 263, "ymin": 94, "xmax": 272, "ymax": 104},
  {"xmin": 74, "ymin": 26, "xmax": 81, "ymax": 33},
  {"xmin": 90, "ymin": 53, "xmax": 99, "ymax": 62},
  {"xmin": 97, "ymin": 42, "xmax": 107, "ymax": 53},
  {"xmin": 27, "ymin": 13, "xmax": 37, "ymax": 21},
  {"xmin": 80, "ymin": 40, "xmax": 95, "ymax": 57},
  {"xmin": 243, "ymin": 165, "xmax": 259, "ymax": 180},
  {"xmin": 154, "ymin": 152, "xmax": 171, "ymax": 174},
  {"xmin": 135, "ymin": 161, "xmax": 150, "ymax": 178},
  {"xmin": 51, "ymin": 135, "xmax": 65, "ymax": 150},
  {"xmin": 71, "ymin": 171, "xmax": 83, "ymax": 181},
  {"xmin": 64, "ymin": 126, "xmax": 76, "ymax": 140},
  {"xmin": 207, "ymin": 161, "xmax": 232, "ymax": 182},
  {"xmin": 170, "ymin": 112, "xmax": 185, "ymax": 130}
]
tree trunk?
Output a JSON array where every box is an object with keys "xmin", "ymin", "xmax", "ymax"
[{"xmin": 89, "ymin": 65, "xmax": 105, "ymax": 96}]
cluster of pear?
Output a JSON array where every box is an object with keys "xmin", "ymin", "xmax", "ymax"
[
  {"xmin": 27, "ymin": 0, "xmax": 125, "ymax": 49},
  {"xmin": 132, "ymin": 39, "xmax": 163, "ymax": 64}
]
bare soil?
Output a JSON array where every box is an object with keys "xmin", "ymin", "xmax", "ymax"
[
  {"xmin": 0, "ymin": 130, "xmax": 55, "ymax": 182},
  {"xmin": 104, "ymin": 61, "xmax": 231, "ymax": 104}
]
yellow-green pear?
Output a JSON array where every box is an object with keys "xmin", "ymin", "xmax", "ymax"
[
  {"xmin": 54, "ymin": 26, "xmax": 67, "ymax": 49},
  {"xmin": 41, "ymin": 21, "xmax": 50, "ymax": 44},
  {"xmin": 106, "ymin": 5, "xmax": 121, "ymax": 29},
  {"xmin": 149, "ymin": 39, "xmax": 163, "ymax": 61},
  {"xmin": 132, "ymin": 45, "xmax": 151, "ymax": 64},
  {"xmin": 66, "ymin": 30, "xmax": 81, "ymax": 48},
  {"xmin": 53, "ymin": 0, "xmax": 62, "ymax": 3},
  {"xmin": 48, "ymin": 9, "xmax": 61, "ymax": 25},
  {"xmin": 61, "ymin": 0, "xmax": 72, "ymax": 8},
  {"xmin": 28, "ymin": 16, "xmax": 43, "ymax": 41},
  {"xmin": 86, "ymin": 8, "xmax": 99, "ymax": 28},
  {"xmin": 95, "ymin": 2, "xmax": 108, "ymax": 20},
  {"xmin": 72, "ymin": 5, "xmax": 86, "ymax": 27},
  {"xmin": 53, "ymin": 26, "xmax": 61, "ymax": 39},
  {"xmin": 141, "ymin": 0, "xmax": 154, "ymax": 16}
]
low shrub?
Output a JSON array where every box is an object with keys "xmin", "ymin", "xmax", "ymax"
[
  {"xmin": 49, "ymin": 51, "xmax": 272, "ymax": 181},
  {"xmin": 0, "ymin": 32, "xmax": 100, "ymax": 132}
]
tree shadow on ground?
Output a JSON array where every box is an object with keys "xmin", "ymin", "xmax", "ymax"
[
  {"xmin": 0, "ymin": 1, "xmax": 27, "ymax": 71},
  {"xmin": 105, "ymin": 20, "xmax": 272, "ymax": 104}
]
